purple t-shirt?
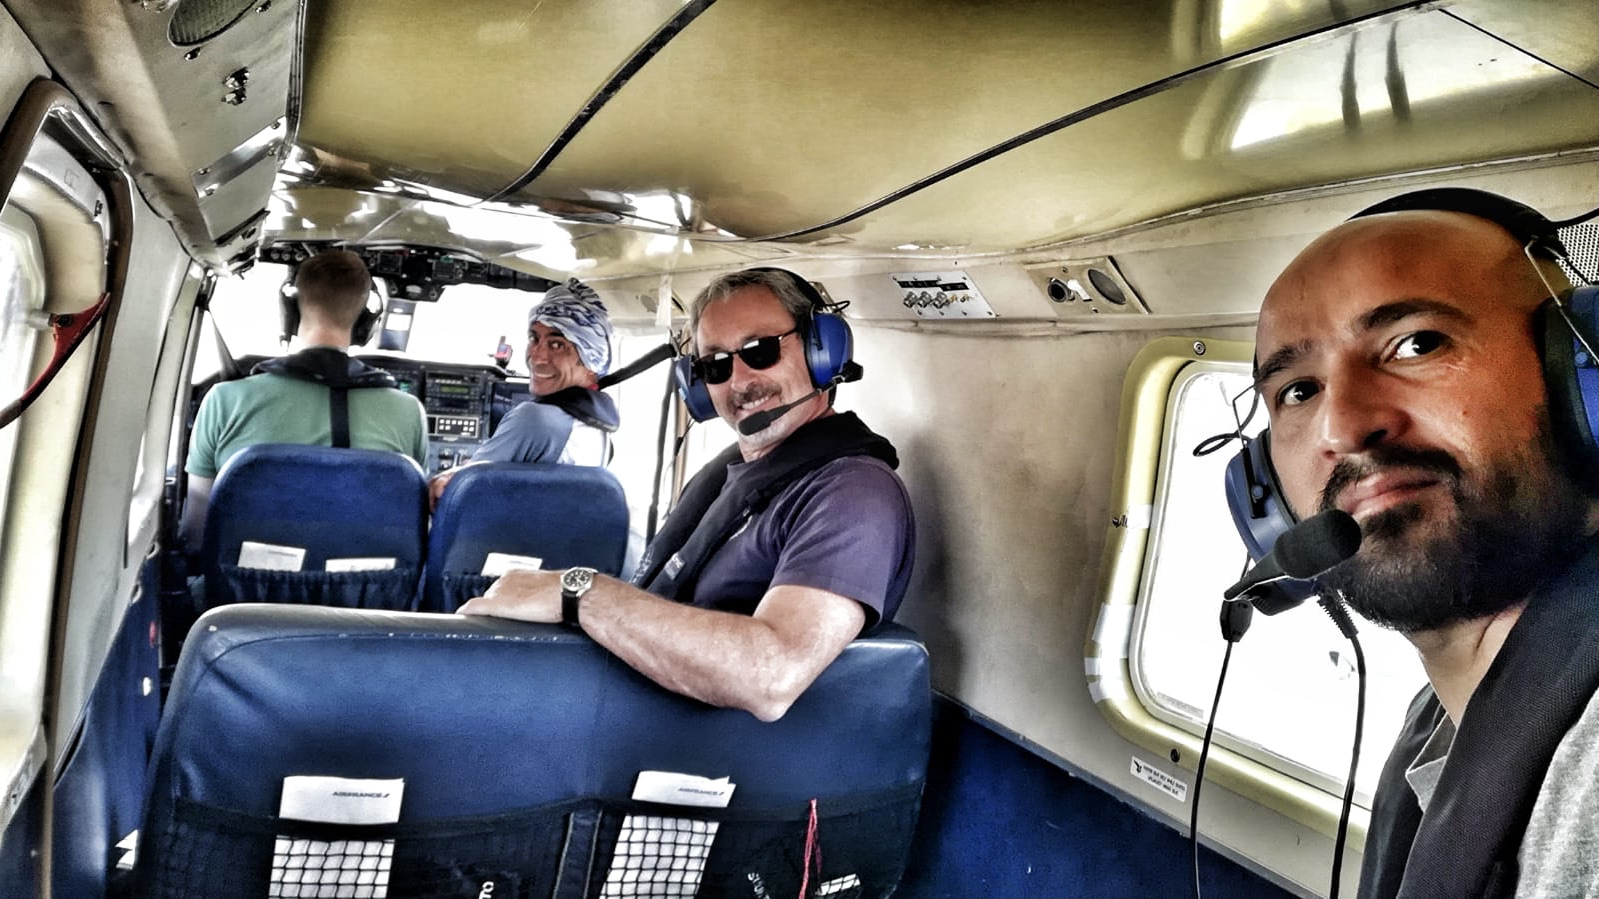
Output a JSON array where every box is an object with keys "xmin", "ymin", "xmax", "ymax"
[{"xmin": 686, "ymin": 455, "xmax": 915, "ymax": 627}]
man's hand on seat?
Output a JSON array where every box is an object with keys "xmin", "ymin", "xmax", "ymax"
[
  {"xmin": 427, "ymin": 466, "xmax": 461, "ymax": 512},
  {"xmin": 458, "ymin": 567, "xmax": 562, "ymax": 622}
]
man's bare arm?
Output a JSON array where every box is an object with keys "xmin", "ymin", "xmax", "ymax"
[{"xmin": 458, "ymin": 571, "xmax": 865, "ymax": 722}]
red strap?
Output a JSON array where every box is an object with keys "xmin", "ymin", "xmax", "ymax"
[
  {"xmin": 0, "ymin": 291, "xmax": 112, "ymax": 430},
  {"xmin": 799, "ymin": 797, "xmax": 821, "ymax": 899}
]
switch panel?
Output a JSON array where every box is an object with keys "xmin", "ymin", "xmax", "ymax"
[{"xmin": 890, "ymin": 271, "xmax": 997, "ymax": 319}]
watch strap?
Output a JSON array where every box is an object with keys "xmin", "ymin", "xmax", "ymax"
[{"xmin": 561, "ymin": 584, "xmax": 583, "ymax": 628}]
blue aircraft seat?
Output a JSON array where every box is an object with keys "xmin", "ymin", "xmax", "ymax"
[
  {"xmin": 199, "ymin": 444, "xmax": 428, "ymax": 612},
  {"xmin": 422, "ymin": 462, "xmax": 629, "ymax": 612},
  {"xmin": 134, "ymin": 604, "xmax": 931, "ymax": 898}
]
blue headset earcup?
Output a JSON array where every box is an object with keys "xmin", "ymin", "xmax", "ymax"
[
  {"xmin": 805, "ymin": 310, "xmax": 853, "ymax": 387},
  {"xmin": 1542, "ymin": 285, "xmax": 1599, "ymax": 465},
  {"xmin": 673, "ymin": 355, "xmax": 719, "ymax": 423},
  {"xmin": 1223, "ymin": 429, "xmax": 1297, "ymax": 560},
  {"xmin": 746, "ymin": 266, "xmax": 855, "ymax": 388},
  {"xmin": 1224, "ymin": 429, "xmax": 1318, "ymax": 613}
]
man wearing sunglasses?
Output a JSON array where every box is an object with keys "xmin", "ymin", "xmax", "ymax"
[{"xmin": 461, "ymin": 268, "xmax": 914, "ymax": 722}]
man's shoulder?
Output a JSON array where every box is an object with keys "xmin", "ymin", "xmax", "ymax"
[
  {"xmin": 202, "ymin": 372, "xmax": 301, "ymax": 406},
  {"xmin": 501, "ymin": 400, "xmax": 573, "ymax": 430},
  {"xmin": 779, "ymin": 454, "xmax": 911, "ymax": 517},
  {"xmin": 807, "ymin": 454, "xmax": 905, "ymax": 487},
  {"xmin": 357, "ymin": 382, "xmax": 426, "ymax": 410}
]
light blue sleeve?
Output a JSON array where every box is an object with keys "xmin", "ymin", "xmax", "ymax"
[{"xmin": 472, "ymin": 401, "xmax": 573, "ymax": 464}]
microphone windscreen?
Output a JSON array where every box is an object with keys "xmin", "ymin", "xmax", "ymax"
[
  {"xmin": 1275, "ymin": 509, "xmax": 1362, "ymax": 579},
  {"xmin": 736, "ymin": 409, "xmax": 775, "ymax": 436}
]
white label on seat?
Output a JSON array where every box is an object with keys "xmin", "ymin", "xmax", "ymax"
[
  {"xmin": 326, "ymin": 557, "xmax": 397, "ymax": 572},
  {"xmin": 631, "ymin": 771, "xmax": 736, "ymax": 808},
  {"xmin": 481, "ymin": 552, "xmax": 543, "ymax": 577},
  {"xmin": 273, "ymin": 777, "xmax": 406, "ymax": 899},
  {"xmin": 239, "ymin": 541, "xmax": 306, "ymax": 571},
  {"xmin": 115, "ymin": 830, "xmax": 138, "ymax": 870},
  {"xmin": 280, "ymin": 776, "xmax": 405, "ymax": 825}
]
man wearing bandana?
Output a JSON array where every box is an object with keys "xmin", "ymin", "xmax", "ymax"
[{"xmin": 428, "ymin": 278, "xmax": 619, "ymax": 508}]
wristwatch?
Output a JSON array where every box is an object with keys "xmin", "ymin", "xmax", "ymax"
[{"xmin": 560, "ymin": 567, "xmax": 597, "ymax": 628}]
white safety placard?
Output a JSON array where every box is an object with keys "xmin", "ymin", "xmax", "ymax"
[
  {"xmin": 239, "ymin": 541, "xmax": 306, "ymax": 571},
  {"xmin": 481, "ymin": 552, "xmax": 544, "ymax": 577},
  {"xmin": 1130, "ymin": 757, "xmax": 1188, "ymax": 803},
  {"xmin": 631, "ymin": 771, "xmax": 736, "ymax": 808},
  {"xmin": 273, "ymin": 777, "xmax": 405, "ymax": 899},
  {"xmin": 325, "ymin": 557, "xmax": 396, "ymax": 572}
]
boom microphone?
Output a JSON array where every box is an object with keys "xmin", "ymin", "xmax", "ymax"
[
  {"xmin": 736, "ymin": 385, "xmax": 827, "ymax": 436},
  {"xmin": 734, "ymin": 362, "xmax": 863, "ymax": 436},
  {"xmin": 1224, "ymin": 508, "xmax": 1361, "ymax": 601}
]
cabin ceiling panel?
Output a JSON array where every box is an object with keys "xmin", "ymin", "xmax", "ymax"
[
  {"xmin": 1446, "ymin": 0, "xmax": 1599, "ymax": 87},
  {"xmin": 0, "ymin": 6, "xmax": 49, "ymax": 114},
  {"xmin": 266, "ymin": 186, "xmax": 792, "ymax": 283},
  {"xmin": 503, "ymin": 0, "xmax": 1411, "ymax": 239},
  {"xmin": 787, "ymin": 8, "xmax": 1599, "ymax": 252},
  {"xmin": 4, "ymin": 0, "xmax": 296, "ymax": 266},
  {"xmin": 295, "ymin": 0, "xmax": 686, "ymax": 197}
]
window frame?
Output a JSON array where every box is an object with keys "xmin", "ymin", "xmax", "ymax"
[
  {"xmin": 1087, "ymin": 336, "xmax": 1374, "ymax": 847},
  {"xmin": 0, "ymin": 78, "xmax": 133, "ymax": 839}
]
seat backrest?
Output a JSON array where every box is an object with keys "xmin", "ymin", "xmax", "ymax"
[
  {"xmin": 200, "ymin": 443, "xmax": 428, "ymax": 611},
  {"xmin": 136, "ymin": 604, "xmax": 931, "ymax": 899},
  {"xmin": 423, "ymin": 462, "xmax": 629, "ymax": 611}
]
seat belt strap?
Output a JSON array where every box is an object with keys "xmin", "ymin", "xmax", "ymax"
[{"xmin": 330, "ymin": 386, "xmax": 351, "ymax": 448}]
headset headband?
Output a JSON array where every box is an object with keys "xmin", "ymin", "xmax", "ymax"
[{"xmin": 1349, "ymin": 187, "xmax": 1567, "ymax": 261}]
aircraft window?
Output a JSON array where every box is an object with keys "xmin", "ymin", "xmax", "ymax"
[
  {"xmin": 0, "ymin": 208, "xmax": 47, "ymax": 562},
  {"xmin": 1128, "ymin": 360, "xmax": 1426, "ymax": 805}
]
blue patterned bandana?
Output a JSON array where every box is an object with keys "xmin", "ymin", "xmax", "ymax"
[{"xmin": 528, "ymin": 279, "xmax": 614, "ymax": 376}]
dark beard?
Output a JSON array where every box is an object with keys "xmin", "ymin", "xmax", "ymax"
[{"xmin": 1314, "ymin": 426, "xmax": 1592, "ymax": 634}]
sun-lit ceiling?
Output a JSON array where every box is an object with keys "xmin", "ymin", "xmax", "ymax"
[
  {"xmin": 277, "ymin": 0, "xmax": 1597, "ymax": 272},
  {"xmin": 8, "ymin": 0, "xmax": 1596, "ymax": 275}
]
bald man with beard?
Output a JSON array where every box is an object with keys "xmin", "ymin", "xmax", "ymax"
[{"xmin": 1251, "ymin": 189, "xmax": 1599, "ymax": 899}]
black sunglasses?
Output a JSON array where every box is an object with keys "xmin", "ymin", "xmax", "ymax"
[{"xmin": 692, "ymin": 329, "xmax": 797, "ymax": 385}]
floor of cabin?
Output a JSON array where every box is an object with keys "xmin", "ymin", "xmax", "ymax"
[{"xmin": 898, "ymin": 699, "xmax": 1298, "ymax": 898}]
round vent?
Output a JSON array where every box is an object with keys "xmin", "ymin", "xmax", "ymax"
[
  {"xmin": 169, "ymin": 0, "xmax": 261, "ymax": 47},
  {"xmin": 1087, "ymin": 267, "xmax": 1129, "ymax": 306}
]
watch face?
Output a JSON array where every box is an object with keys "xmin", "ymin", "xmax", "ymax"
[{"xmin": 561, "ymin": 567, "xmax": 594, "ymax": 593}]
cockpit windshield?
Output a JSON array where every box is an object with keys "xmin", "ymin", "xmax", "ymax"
[{"xmin": 203, "ymin": 260, "xmax": 540, "ymax": 372}]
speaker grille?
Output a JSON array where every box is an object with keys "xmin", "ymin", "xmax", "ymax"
[
  {"xmin": 1558, "ymin": 218, "xmax": 1599, "ymax": 285},
  {"xmin": 169, "ymin": 0, "xmax": 260, "ymax": 46}
]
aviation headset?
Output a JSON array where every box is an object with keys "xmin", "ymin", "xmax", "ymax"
[
  {"xmin": 672, "ymin": 267, "xmax": 856, "ymax": 423},
  {"xmin": 1224, "ymin": 187, "xmax": 1599, "ymax": 564},
  {"xmin": 278, "ymin": 262, "xmax": 384, "ymax": 347}
]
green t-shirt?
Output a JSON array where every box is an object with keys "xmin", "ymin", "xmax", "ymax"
[{"xmin": 186, "ymin": 372, "xmax": 430, "ymax": 478}]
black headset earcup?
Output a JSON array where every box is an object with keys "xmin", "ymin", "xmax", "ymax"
[
  {"xmin": 805, "ymin": 311, "xmax": 853, "ymax": 387},
  {"xmin": 1540, "ymin": 285, "xmax": 1599, "ymax": 466},
  {"xmin": 351, "ymin": 305, "xmax": 382, "ymax": 347},
  {"xmin": 672, "ymin": 355, "xmax": 718, "ymax": 423},
  {"xmin": 1223, "ymin": 429, "xmax": 1298, "ymax": 560},
  {"xmin": 279, "ymin": 289, "xmax": 299, "ymax": 344}
]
